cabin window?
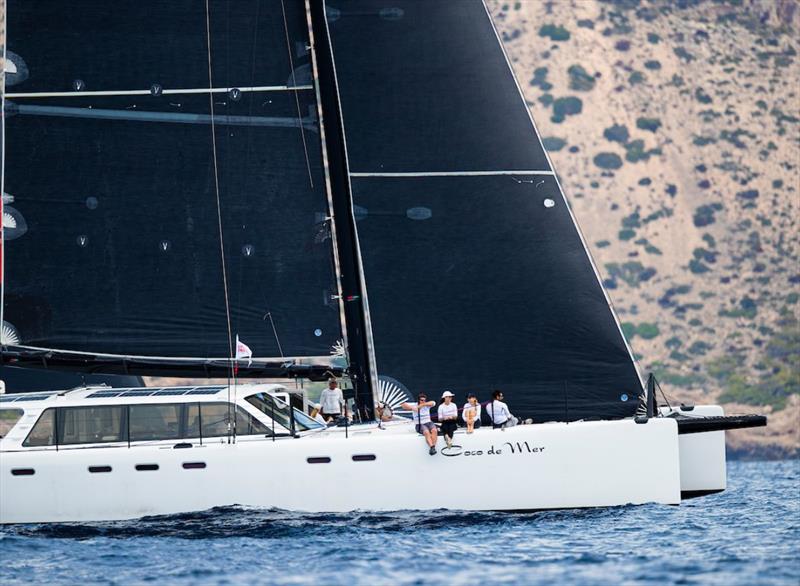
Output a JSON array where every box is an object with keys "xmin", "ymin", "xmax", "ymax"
[
  {"xmin": 0, "ymin": 408, "xmax": 24, "ymax": 438},
  {"xmin": 129, "ymin": 404, "xmax": 181, "ymax": 442},
  {"xmin": 59, "ymin": 406, "xmax": 126, "ymax": 445},
  {"xmin": 246, "ymin": 393, "xmax": 323, "ymax": 432},
  {"xmin": 184, "ymin": 403, "xmax": 271, "ymax": 438},
  {"xmin": 22, "ymin": 402, "xmax": 270, "ymax": 447},
  {"xmin": 23, "ymin": 408, "xmax": 56, "ymax": 447}
]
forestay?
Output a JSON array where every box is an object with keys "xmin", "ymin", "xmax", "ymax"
[
  {"xmin": 326, "ymin": 0, "xmax": 643, "ymax": 421},
  {"xmin": 1, "ymin": 1, "xmax": 345, "ymax": 373}
]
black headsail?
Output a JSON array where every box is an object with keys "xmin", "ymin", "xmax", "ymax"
[
  {"xmin": 325, "ymin": 0, "xmax": 643, "ymax": 421},
  {"xmin": 1, "ymin": 1, "xmax": 346, "ymax": 380}
]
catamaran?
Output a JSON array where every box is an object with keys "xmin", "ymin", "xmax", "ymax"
[{"xmin": 0, "ymin": 0, "xmax": 765, "ymax": 523}]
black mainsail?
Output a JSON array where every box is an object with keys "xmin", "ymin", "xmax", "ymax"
[
  {"xmin": 1, "ymin": 1, "xmax": 348, "ymax": 380},
  {"xmin": 324, "ymin": 0, "xmax": 643, "ymax": 421}
]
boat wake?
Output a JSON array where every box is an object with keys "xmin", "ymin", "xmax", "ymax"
[{"xmin": 1, "ymin": 504, "xmax": 635, "ymax": 540}]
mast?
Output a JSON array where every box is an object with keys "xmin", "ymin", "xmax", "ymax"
[{"xmin": 306, "ymin": 0, "xmax": 377, "ymax": 420}]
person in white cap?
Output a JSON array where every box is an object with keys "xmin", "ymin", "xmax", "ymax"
[{"xmin": 437, "ymin": 391, "xmax": 459, "ymax": 448}]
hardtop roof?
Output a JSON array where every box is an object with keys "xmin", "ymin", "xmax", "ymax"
[{"xmin": 0, "ymin": 383, "xmax": 290, "ymax": 406}]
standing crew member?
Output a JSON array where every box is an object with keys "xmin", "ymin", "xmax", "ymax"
[
  {"xmin": 438, "ymin": 391, "xmax": 459, "ymax": 448},
  {"xmin": 402, "ymin": 394, "xmax": 438, "ymax": 455},
  {"xmin": 319, "ymin": 378, "xmax": 345, "ymax": 423}
]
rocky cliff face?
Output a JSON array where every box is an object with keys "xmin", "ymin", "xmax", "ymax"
[{"xmin": 489, "ymin": 0, "xmax": 799, "ymax": 458}]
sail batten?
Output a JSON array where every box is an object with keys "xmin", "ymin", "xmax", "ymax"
[
  {"xmin": 7, "ymin": 86, "xmax": 314, "ymax": 99},
  {"xmin": 349, "ymin": 171, "xmax": 555, "ymax": 178}
]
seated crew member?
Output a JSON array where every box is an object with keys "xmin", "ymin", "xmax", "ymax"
[
  {"xmin": 487, "ymin": 390, "xmax": 518, "ymax": 430},
  {"xmin": 437, "ymin": 391, "xmax": 459, "ymax": 448},
  {"xmin": 462, "ymin": 393, "xmax": 481, "ymax": 433},
  {"xmin": 319, "ymin": 378, "xmax": 345, "ymax": 423},
  {"xmin": 401, "ymin": 393, "xmax": 438, "ymax": 455}
]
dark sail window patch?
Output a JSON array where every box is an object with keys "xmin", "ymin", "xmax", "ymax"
[
  {"xmin": 379, "ymin": 7, "xmax": 405, "ymax": 20},
  {"xmin": 406, "ymin": 207, "xmax": 432, "ymax": 221},
  {"xmin": 353, "ymin": 205, "xmax": 368, "ymax": 221}
]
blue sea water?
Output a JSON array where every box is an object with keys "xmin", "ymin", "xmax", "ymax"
[{"xmin": 0, "ymin": 460, "xmax": 798, "ymax": 585}]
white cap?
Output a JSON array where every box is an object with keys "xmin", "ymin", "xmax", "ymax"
[
  {"xmin": 441, "ymin": 391, "xmax": 455, "ymax": 398},
  {"xmin": 313, "ymin": 402, "xmax": 321, "ymax": 409}
]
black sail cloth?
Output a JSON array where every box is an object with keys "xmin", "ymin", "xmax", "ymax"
[
  {"xmin": 2, "ymin": 0, "xmax": 344, "ymax": 369},
  {"xmin": 327, "ymin": 0, "xmax": 643, "ymax": 421}
]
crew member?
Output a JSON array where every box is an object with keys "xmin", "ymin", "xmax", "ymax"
[
  {"xmin": 319, "ymin": 378, "xmax": 345, "ymax": 423},
  {"xmin": 438, "ymin": 391, "xmax": 459, "ymax": 448},
  {"xmin": 401, "ymin": 393, "xmax": 438, "ymax": 455},
  {"xmin": 487, "ymin": 390, "xmax": 518, "ymax": 429},
  {"xmin": 462, "ymin": 393, "xmax": 481, "ymax": 433}
]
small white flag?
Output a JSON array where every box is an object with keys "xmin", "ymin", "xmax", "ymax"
[{"xmin": 235, "ymin": 335, "xmax": 253, "ymax": 366}]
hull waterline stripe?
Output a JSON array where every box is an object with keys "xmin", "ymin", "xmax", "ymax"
[
  {"xmin": 6, "ymin": 85, "xmax": 314, "ymax": 99},
  {"xmin": 350, "ymin": 170, "xmax": 555, "ymax": 178}
]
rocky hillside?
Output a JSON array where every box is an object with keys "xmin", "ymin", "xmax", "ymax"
[{"xmin": 489, "ymin": 0, "xmax": 799, "ymax": 458}]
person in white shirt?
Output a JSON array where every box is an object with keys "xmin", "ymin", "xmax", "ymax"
[
  {"xmin": 462, "ymin": 393, "xmax": 482, "ymax": 433},
  {"xmin": 487, "ymin": 390, "xmax": 518, "ymax": 429},
  {"xmin": 437, "ymin": 391, "xmax": 459, "ymax": 448},
  {"xmin": 318, "ymin": 379, "xmax": 344, "ymax": 422},
  {"xmin": 401, "ymin": 393, "xmax": 438, "ymax": 455}
]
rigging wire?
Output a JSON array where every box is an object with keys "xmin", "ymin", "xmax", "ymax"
[
  {"xmin": 263, "ymin": 312, "xmax": 285, "ymax": 358},
  {"xmin": 280, "ymin": 0, "xmax": 315, "ymax": 189},
  {"xmin": 205, "ymin": 0, "xmax": 236, "ymax": 443}
]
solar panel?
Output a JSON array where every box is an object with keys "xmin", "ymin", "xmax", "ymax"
[
  {"xmin": 186, "ymin": 388, "xmax": 225, "ymax": 395},
  {"xmin": 16, "ymin": 394, "xmax": 54, "ymax": 401},
  {"xmin": 120, "ymin": 390, "xmax": 156, "ymax": 397},
  {"xmin": 87, "ymin": 391, "xmax": 123, "ymax": 398},
  {"xmin": 152, "ymin": 389, "xmax": 191, "ymax": 396}
]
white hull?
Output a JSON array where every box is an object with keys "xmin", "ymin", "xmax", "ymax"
[
  {"xmin": 1, "ymin": 418, "xmax": 683, "ymax": 523},
  {"xmin": 665, "ymin": 405, "xmax": 727, "ymax": 496}
]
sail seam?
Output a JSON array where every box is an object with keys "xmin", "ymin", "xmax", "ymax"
[
  {"xmin": 349, "ymin": 170, "xmax": 555, "ymax": 178},
  {"xmin": 6, "ymin": 86, "xmax": 313, "ymax": 99},
  {"xmin": 480, "ymin": 0, "xmax": 644, "ymax": 391}
]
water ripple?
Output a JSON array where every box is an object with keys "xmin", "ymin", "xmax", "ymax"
[{"xmin": 0, "ymin": 461, "xmax": 798, "ymax": 586}]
